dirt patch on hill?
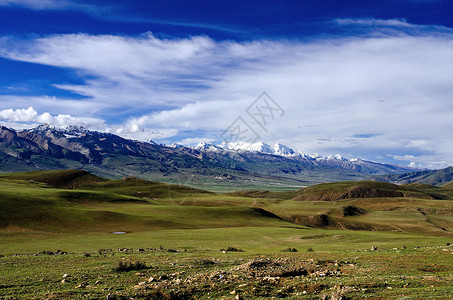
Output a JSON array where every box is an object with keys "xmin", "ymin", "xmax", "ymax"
[
  {"xmin": 294, "ymin": 214, "xmax": 332, "ymax": 227},
  {"xmin": 342, "ymin": 205, "xmax": 367, "ymax": 217}
]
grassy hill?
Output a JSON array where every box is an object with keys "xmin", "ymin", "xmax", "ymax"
[
  {"xmin": 1, "ymin": 170, "xmax": 453, "ymax": 236},
  {"xmin": 2, "ymin": 170, "xmax": 453, "ymax": 299},
  {"xmin": 0, "ymin": 171, "xmax": 287, "ymax": 233}
]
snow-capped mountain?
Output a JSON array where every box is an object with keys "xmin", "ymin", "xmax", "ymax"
[
  {"xmin": 194, "ymin": 142, "xmax": 224, "ymax": 152},
  {"xmin": 0, "ymin": 124, "xmax": 420, "ymax": 186},
  {"xmin": 197, "ymin": 141, "xmax": 296, "ymax": 157},
  {"xmin": 326, "ymin": 154, "xmax": 348, "ymax": 161},
  {"xmin": 184, "ymin": 140, "xmax": 418, "ymax": 175},
  {"xmin": 190, "ymin": 141, "xmax": 349, "ymax": 162},
  {"xmin": 273, "ymin": 143, "xmax": 295, "ymax": 156},
  {"xmin": 222, "ymin": 141, "xmax": 275, "ymax": 154}
]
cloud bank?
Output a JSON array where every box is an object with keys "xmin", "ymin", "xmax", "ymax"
[
  {"xmin": 0, "ymin": 106, "xmax": 106, "ymax": 130},
  {"xmin": 1, "ymin": 19, "xmax": 453, "ymax": 168}
]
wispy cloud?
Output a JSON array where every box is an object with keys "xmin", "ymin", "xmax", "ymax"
[
  {"xmin": 0, "ymin": 0, "xmax": 69, "ymax": 9},
  {"xmin": 335, "ymin": 18, "xmax": 413, "ymax": 27},
  {"xmin": 333, "ymin": 18, "xmax": 453, "ymax": 35},
  {"xmin": 0, "ymin": 0, "xmax": 107, "ymax": 17},
  {"xmin": 1, "ymin": 19, "xmax": 453, "ymax": 168}
]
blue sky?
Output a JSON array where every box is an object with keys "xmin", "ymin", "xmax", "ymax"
[{"xmin": 1, "ymin": 0, "xmax": 453, "ymax": 169}]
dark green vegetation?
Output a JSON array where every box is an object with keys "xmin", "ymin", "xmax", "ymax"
[{"xmin": 1, "ymin": 170, "xmax": 453, "ymax": 299}]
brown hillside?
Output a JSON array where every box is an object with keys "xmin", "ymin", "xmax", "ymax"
[{"xmin": 293, "ymin": 181, "xmax": 434, "ymax": 201}]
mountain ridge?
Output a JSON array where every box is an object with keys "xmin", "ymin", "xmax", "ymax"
[
  {"xmin": 371, "ymin": 166, "xmax": 453, "ymax": 186},
  {"xmin": 0, "ymin": 124, "xmax": 424, "ymax": 189}
]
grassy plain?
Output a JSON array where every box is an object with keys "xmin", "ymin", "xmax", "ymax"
[{"xmin": 1, "ymin": 170, "xmax": 453, "ymax": 299}]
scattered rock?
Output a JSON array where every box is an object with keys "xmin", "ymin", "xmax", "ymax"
[
  {"xmin": 282, "ymin": 247, "xmax": 298, "ymax": 252},
  {"xmin": 75, "ymin": 282, "xmax": 87, "ymax": 289}
]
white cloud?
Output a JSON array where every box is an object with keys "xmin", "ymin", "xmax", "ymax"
[
  {"xmin": 109, "ymin": 123, "xmax": 178, "ymax": 141},
  {"xmin": 0, "ymin": 107, "xmax": 37, "ymax": 122},
  {"xmin": 0, "ymin": 106, "xmax": 106, "ymax": 130},
  {"xmin": 1, "ymin": 19, "xmax": 453, "ymax": 168},
  {"xmin": 178, "ymin": 137, "xmax": 216, "ymax": 146},
  {"xmin": 0, "ymin": 95, "xmax": 106, "ymax": 116}
]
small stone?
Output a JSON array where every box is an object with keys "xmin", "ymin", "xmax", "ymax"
[
  {"xmin": 148, "ymin": 276, "xmax": 155, "ymax": 282},
  {"xmin": 133, "ymin": 281, "xmax": 147, "ymax": 289},
  {"xmin": 62, "ymin": 274, "xmax": 70, "ymax": 278},
  {"xmin": 230, "ymin": 290, "xmax": 237, "ymax": 295},
  {"xmin": 235, "ymin": 294, "xmax": 243, "ymax": 300}
]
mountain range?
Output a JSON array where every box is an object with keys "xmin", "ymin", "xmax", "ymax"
[{"xmin": 0, "ymin": 124, "xmax": 434, "ymax": 189}]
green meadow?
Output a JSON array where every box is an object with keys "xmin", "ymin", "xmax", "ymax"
[{"xmin": 1, "ymin": 170, "xmax": 453, "ymax": 299}]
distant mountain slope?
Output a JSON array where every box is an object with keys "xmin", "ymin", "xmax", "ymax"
[
  {"xmin": 372, "ymin": 166, "xmax": 453, "ymax": 186},
  {"xmin": 0, "ymin": 124, "xmax": 419, "ymax": 188}
]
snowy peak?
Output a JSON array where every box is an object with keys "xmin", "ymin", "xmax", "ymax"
[
  {"xmin": 24, "ymin": 124, "xmax": 88, "ymax": 138},
  {"xmin": 327, "ymin": 154, "xmax": 348, "ymax": 161},
  {"xmin": 218, "ymin": 141, "xmax": 295, "ymax": 156},
  {"xmin": 273, "ymin": 143, "xmax": 295, "ymax": 156},
  {"xmin": 168, "ymin": 142, "xmax": 184, "ymax": 148},
  {"xmin": 194, "ymin": 142, "xmax": 223, "ymax": 152}
]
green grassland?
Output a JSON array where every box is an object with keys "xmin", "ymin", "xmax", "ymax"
[{"xmin": 1, "ymin": 170, "xmax": 453, "ymax": 299}]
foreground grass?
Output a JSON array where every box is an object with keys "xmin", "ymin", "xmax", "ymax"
[
  {"xmin": 1, "ymin": 228, "xmax": 453, "ymax": 298},
  {"xmin": 1, "ymin": 238, "xmax": 453, "ymax": 299}
]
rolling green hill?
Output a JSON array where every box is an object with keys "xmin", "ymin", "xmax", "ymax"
[
  {"xmin": 1, "ymin": 170, "xmax": 453, "ymax": 237},
  {"xmin": 0, "ymin": 170, "xmax": 288, "ymax": 233}
]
